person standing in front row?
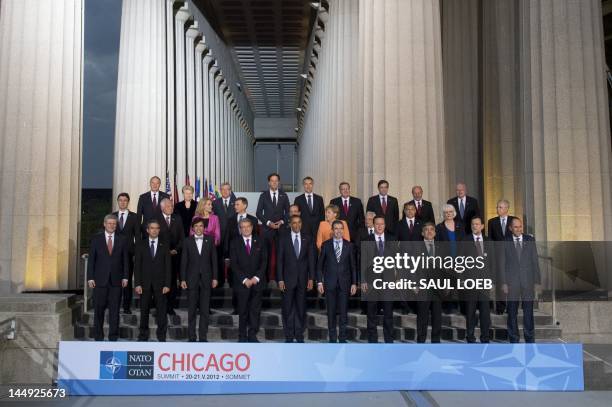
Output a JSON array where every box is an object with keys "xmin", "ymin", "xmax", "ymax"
[
  {"xmin": 113, "ymin": 193, "xmax": 138, "ymax": 315},
  {"xmin": 230, "ymin": 218, "xmax": 268, "ymax": 343},
  {"xmin": 277, "ymin": 215, "xmax": 316, "ymax": 343},
  {"xmin": 87, "ymin": 214, "xmax": 129, "ymax": 341},
  {"xmin": 134, "ymin": 219, "xmax": 171, "ymax": 342},
  {"xmin": 317, "ymin": 221, "xmax": 357, "ymax": 343},
  {"xmin": 180, "ymin": 218, "xmax": 218, "ymax": 342}
]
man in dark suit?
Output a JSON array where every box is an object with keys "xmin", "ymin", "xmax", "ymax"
[
  {"xmin": 366, "ymin": 179, "xmax": 400, "ymax": 235},
  {"xmin": 279, "ymin": 205, "xmax": 301, "ymax": 237},
  {"xmin": 113, "ymin": 192, "xmax": 140, "ymax": 314},
  {"xmin": 134, "ymin": 219, "xmax": 171, "ymax": 341},
  {"xmin": 87, "ymin": 214, "xmax": 129, "ymax": 341},
  {"xmin": 277, "ymin": 215, "xmax": 316, "ymax": 343},
  {"xmin": 355, "ymin": 211, "xmax": 376, "ymax": 315},
  {"xmin": 501, "ymin": 218, "xmax": 541, "ymax": 343},
  {"xmin": 317, "ymin": 221, "xmax": 357, "ymax": 343},
  {"xmin": 415, "ymin": 223, "xmax": 447, "ymax": 343},
  {"xmin": 447, "ymin": 182, "xmax": 480, "ymax": 234},
  {"xmin": 256, "ymin": 172, "xmax": 290, "ymax": 281},
  {"xmin": 330, "ymin": 181, "xmax": 364, "ymax": 242},
  {"xmin": 293, "ymin": 176, "xmax": 325, "ymax": 238},
  {"xmin": 361, "ymin": 216, "xmax": 397, "ymax": 343},
  {"xmin": 487, "ymin": 199, "xmax": 516, "ymax": 315},
  {"xmin": 157, "ymin": 198, "xmax": 184, "ymax": 315},
  {"xmin": 212, "ymin": 182, "xmax": 236, "ymax": 288},
  {"xmin": 180, "ymin": 218, "xmax": 218, "ymax": 342},
  {"xmin": 459, "ymin": 216, "xmax": 494, "ymax": 343},
  {"xmin": 113, "ymin": 193, "xmax": 138, "ymax": 314},
  {"xmin": 409, "ymin": 185, "xmax": 436, "ymax": 225},
  {"xmin": 136, "ymin": 176, "xmax": 170, "ymax": 239},
  {"xmin": 396, "ymin": 202, "xmax": 423, "ymax": 242},
  {"xmin": 230, "ymin": 218, "xmax": 268, "ymax": 342}
]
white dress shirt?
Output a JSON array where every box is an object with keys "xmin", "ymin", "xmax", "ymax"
[
  {"xmin": 149, "ymin": 238, "xmax": 158, "ymax": 257},
  {"xmin": 194, "ymin": 234, "xmax": 204, "ymax": 254}
]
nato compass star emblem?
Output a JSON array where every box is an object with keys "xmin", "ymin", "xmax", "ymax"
[
  {"xmin": 99, "ymin": 351, "xmax": 128, "ymax": 379},
  {"xmin": 105, "ymin": 356, "xmax": 123, "ymax": 375}
]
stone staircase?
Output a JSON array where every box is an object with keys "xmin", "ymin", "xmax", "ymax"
[{"xmin": 74, "ymin": 286, "xmax": 563, "ymax": 343}]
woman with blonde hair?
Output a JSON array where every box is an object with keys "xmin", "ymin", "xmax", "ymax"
[
  {"xmin": 174, "ymin": 185, "xmax": 197, "ymax": 237},
  {"xmin": 191, "ymin": 197, "xmax": 221, "ymax": 246},
  {"xmin": 315, "ymin": 204, "xmax": 350, "ymax": 250}
]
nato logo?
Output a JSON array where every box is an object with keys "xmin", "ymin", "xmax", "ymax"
[{"xmin": 99, "ymin": 351, "xmax": 154, "ymax": 380}]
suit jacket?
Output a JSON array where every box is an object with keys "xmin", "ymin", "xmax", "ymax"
[
  {"xmin": 180, "ymin": 235, "xmax": 218, "ymax": 287},
  {"xmin": 113, "ymin": 211, "xmax": 138, "ymax": 255},
  {"xmin": 362, "ymin": 233, "xmax": 398, "ymax": 287},
  {"xmin": 294, "ymin": 193, "xmax": 325, "ymax": 237},
  {"xmin": 407, "ymin": 199, "xmax": 435, "ymax": 225},
  {"xmin": 174, "ymin": 200, "xmax": 197, "ymax": 237},
  {"xmin": 396, "ymin": 218, "xmax": 423, "ymax": 242},
  {"xmin": 487, "ymin": 215, "xmax": 517, "ymax": 241},
  {"xmin": 189, "ymin": 213, "xmax": 221, "ymax": 246},
  {"xmin": 501, "ymin": 234, "xmax": 541, "ymax": 297},
  {"xmin": 435, "ymin": 222, "xmax": 466, "ymax": 242},
  {"xmin": 458, "ymin": 234, "xmax": 496, "ymax": 298},
  {"xmin": 87, "ymin": 233, "xmax": 129, "ymax": 287},
  {"xmin": 329, "ymin": 196, "xmax": 364, "ymax": 241},
  {"xmin": 157, "ymin": 213, "xmax": 185, "ymax": 253},
  {"xmin": 212, "ymin": 196, "xmax": 237, "ymax": 244},
  {"xmin": 225, "ymin": 213, "xmax": 259, "ymax": 257},
  {"xmin": 134, "ymin": 238, "xmax": 172, "ymax": 289},
  {"xmin": 414, "ymin": 240, "xmax": 448, "ymax": 300},
  {"xmin": 277, "ymin": 232, "xmax": 316, "ymax": 288},
  {"xmin": 256, "ymin": 190, "xmax": 290, "ymax": 232},
  {"xmin": 366, "ymin": 195, "xmax": 400, "ymax": 234},
  {"xmin": 315, "ymin": 220, "xmax": 351, "ymax": 250},
  {"xmin": 230, "ymin": 235, "xmax": 268, "ymax": 288},
  {"xmin": 447, "ymin": 195, "xmax": 480, "ymax": 234},
  {"xmin": 136, "ymin": 191, "xmax": 170, "ymax": 234},
  {"xmin": 316, "ymin": 239, "xmax": 356, "ymax": 290}
]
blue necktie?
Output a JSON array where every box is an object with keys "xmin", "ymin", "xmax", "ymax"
[
  {"xmin": 293, "ymin": 235, "xmax": 300, "ymax": 257},
  {"xmin": 459, "ymin": 199, "xmax": 465, "ymax": 219},
  {"xmin": 335, "ymin": 241, "xmax": 342, "ymax": 262},
  {"xmin": 378, "ymin": 237, "xmax": 384, "ymax": 256},
  {"xmin": 150, "ymin": 241, "xmax": 155, "ymax": 257}
]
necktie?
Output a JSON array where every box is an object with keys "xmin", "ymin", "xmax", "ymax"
[
  {"xmin": 166, "ymin": 215, "xmax": 170, "ymax": 226},
  {"xmin": 475, "ymin": 236, "xmax": 483, "ymax": 256},
  {"xmin": 381, "ymin": 196, "xmax": 387, "ymax": 214},
  {"xmin": 501, "ymin": 218, "xmax": 506, "ymax": 236},
  {"xmin": 459, "ymin": 199, "xmax": 465, "ymax": 219},
  {"xmin": 293, "ymin": 235, "xmax": 300, "ymax": 257},
  {"xmin": 238, "ymin": 215, "xmax": 244, "ymax": 233},
  {"xmin": 153, "ymin": 193, "xmax": 157, "ymax": 208},
  {"xmin": 150, "ymin": 240, "xmax": 155, "ymax": 257},
  {"xmin": 409, "ymin": 219, "xmax": 414, "ymax": 233},
  {"xmin": 515, "ymin": 237, "xmax": 522, "ymax": 260},
  {"xmin": 307, "ymin": 195, "xmax": 313, "ymax": 212},
  {"xmin": 119, "ymin": 213, "xmax": 125, "ymax": 230},
  {"xmin": 343, "ymin": 199, "xmax": 349, "ymax": 215},
  {"xmin": 246, "ymin": 238, "xmax": 251, "ymax": 255},
  {"xmin": 377, "ymin": 237, "xmax": 384, "ymax": 256},
  {"xmin": 272, "ymin": 192, "xmax": 277, "ymax": 207},
  {"xmin": 427, "ymin": 242, "xmax": 434, "ymax": 257},
  {"xmin": 335, "ymin": 241, "xmax": 342, "ymax": 262},
  {"xmin": 417, "ymin": 201, "xmax": 422, "ymax": 214},
  {"xmin": 369, "ymin": 228, "xmax": 374, "ymax": 237},
  {"xmin": 107, "ymin": 235, "xmax": 113, "ymax": 255}
]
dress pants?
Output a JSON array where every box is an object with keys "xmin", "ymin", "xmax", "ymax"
[
  {"xmin": 236, "ymin": 286, "xmax": 262, "ymax": 341},
  {"xmin": 187, "ymin": 280, "xmax": 211, "ymax": 341},
  {"xmin": 121, "ymin": 256, "xmax": 135, "ymax": 312},
  {"xmin": 465, "ymin": 293, "xmax": 491, "ymax": 343},
  {"xmin": 281, "ymin": 283, "xmax": 307, "ymax": 341},
  {"xmin": 166, "ymin": 255, "xmax": 180, "ymax": 312},
  {"xmin": 139, "ymin": 285, "xmax": 167, "ymax": 341},
  {"xmin": 366, "ymin": 301, "xmax": 394, "ymax": 343},
  {"xmin": 326, "ymin": 284, "xmax": 349, "ymax": 342},
  {"xmin": 507, "ymin": 299, "xmax": 535, "ymax": 343},
  {"xmin": 416, "ymin": 299, "xmax": 442, "ymax": 343},
  {"xmin": 93, "ymin": 285, "xmax": 122, "ymax": 340}
]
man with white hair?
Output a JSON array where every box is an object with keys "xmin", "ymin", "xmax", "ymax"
[{"xmin": 447, "ymin": 182, "xmax": 480, "ymax": 234}]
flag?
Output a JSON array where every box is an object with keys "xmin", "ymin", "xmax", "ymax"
[
  {"xmin": 214, "ymin": 184, "xmax": 221, "ymax": 199},
  {"xmin": 195, "ymin": 176, "xmax": 201, "ymax": 201},
  {"xmin": 165, "ymin": 171, "xmax": 171, "ymax": 194},
  {"xmin": 185, "ymin": 174, "xmax": 191, "ymax": 187},
  {"xmin": 173, "ymin": 172, "xmax": 179, "ymax": 205},
  {"xmin": 208, "ymin": 182, "xmax": 215, "ymax": 200},
  {"xmin": 203, "ymin": 177, "xmax": 209, "ymax": 200}
]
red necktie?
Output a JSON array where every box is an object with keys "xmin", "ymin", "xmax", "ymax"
[
  {"xmin": 246, "ymin": 238, "xmax": 251, "ymax": 255},
  {"xmin": 152, "ymin": 193, "xmax": 157, "ymax": 208},
  {"xmin": 343, "ymin": 200, "xmax": 349, "ymax": 215},
  {"xmin": 381, "ymin": 197, "xmax": 387, "ymax": 214},
  {"xmin": 107, "ymin": 235, "xmax": 113, "ymax": 255}
]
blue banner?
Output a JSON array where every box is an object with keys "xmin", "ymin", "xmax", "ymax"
[{"xmin": 57, "ymin": 342, "xmax": 584, "ymax": 395}]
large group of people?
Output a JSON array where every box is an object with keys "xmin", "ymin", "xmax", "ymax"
[{"xmin": 87, "ymin": 174, "xmax": 541, "ymax": 344}]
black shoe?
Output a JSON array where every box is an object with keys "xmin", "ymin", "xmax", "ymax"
[
  {"xmin": 339, "ymin": 339, "xmax": 348, "ymax": 343},
  {"xmin": 296, "ymin": 339, "xmax": 305, "ymax": 343},
  {"xmin": 329, "ymin": 339, "xmax": 337, "ymax": 343},
  {"xmin": 123, "ymin": 309, "xmax": 132, "ymax": 315},
  {"xmin": 238, "ymin": 338, "xmax": 247, "ymax": 343},
  {"xmin": 109, "ymin": 338, "xmax": 118, "ymax": 342},
  {"xmin": 138, "ymin": 337, "xmax": 148, "ymax": 342},
  {"xmin": 248, "ymin": 337, "xmax": 260, "ymax": 343},
  {"xmin": 167, "ymin": 309, "xmax": 176, "ymax": 316},
  {"xmin": 368, "ymin": 339, "xmax": 378, "ymax": 344},
  {"xmin": 158, "ymin": 337, "xmax": 166, "ymax": 342},
  {"xmin": 285, "ymin": 338, "xmax": 294, "ymax": 343},
  {"xmin": 384, "ymin": 340, "xmax": 393, "ymax": 344},
  {"xmin": 199, "ymin": 338, "xmax": 208, "ymax": 342},
  {"xmin": 94, "ymin": 337, "xmax": 104, "ymax": 342}
]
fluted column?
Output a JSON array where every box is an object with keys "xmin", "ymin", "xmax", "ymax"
[
  {"xmin": 174, "ymin": 6, "xmax": 190, "ymax": 190},
  {"xmin": 165, "ymin": 0, "xmax": 176, "ymax": 187},
  {"xmin": 113, "ymin": 0, "xmax": 166, "ymax": 209},
  {"xmin": 0, "ymin": 0, "xmax": 83, "ymax": 293},
  {"xmin": 194, "ymin": 40, "xmax": 207, "ymax": 186},
  {"xmin": 519, "ymin": 0, "xmax": 612, "ymax": 241},
  {"xmin": 442, "ymin": 0, "xmax": 480, "ymax": 196},
  {"xmin": 359, "ymin": 0, "xmax": 447, "ymax": 207},
  {"xmin": 215, "ymin": 76, "xmax": 225, "ymax": 185},
  {"xmin": 208, "ymin": 65, "xmax": 219, "ymax": 184},
  {"xmin": 185, "ymin": 22, "xmax": 199, "ymax": 186},
  {"xmin": 202, "ymin": 54, "xmax": 213, "ymax": 183}
]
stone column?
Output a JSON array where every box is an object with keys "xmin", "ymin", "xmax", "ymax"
[
  {"xmin": 165, "ymin": 0, "xmax": 176, "ymax": 187},
  {"xmin": 0, "ymin": 0, "xmax": 83, "ymax": 292},
  {"xmin": 215, "ymin": 75, "xmax": 225, "ymax": 185},
  {"xmin": 202, "ymin": 54, "xmax": 214, "ymax": 186},
  {"xmin": 358, "ymin": 0, "xmax": 447, "ymax": 206},
  {"xmin": 113, "ymin": 0, "xmax": 167, "ymax": 209},
  {"xmin": 174, "ymin": 5, "xmax": 190, "ymax": 192},
  {"xmin": 194, "ymin": 40, "xmax": 207, "ymax": 187},
  {"xmin": 185, "ymin": 21, "xmax": 199, "ymax": 187},
  {"xmin": 208, "ymin": 65, "xmax": 219, "ymax": 185}
]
